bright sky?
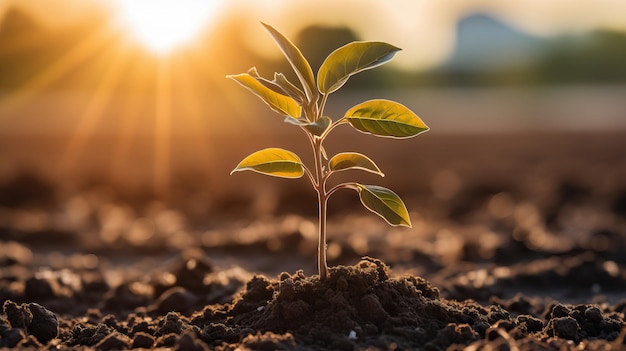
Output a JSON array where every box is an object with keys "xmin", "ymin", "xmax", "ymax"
[
  {"xmin": 109, "ymin": 0, "xmax": 223, "ymax": 54},
  {"xmin": 1, "ymin": 0, "xmax": 625, "ymax": 68}
]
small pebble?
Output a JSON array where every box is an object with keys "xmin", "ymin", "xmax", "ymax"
[
  {"xmin": 94, "ymin": 332, "xmax": 130, "ymax": 351},
  {"xmin": 131, "ymin": 332, "xmax": 155, "ymax": 349},
  {"xmin": 1, "ymin": 328, "xmax": 25, "ymax": 348},
  {"xmin": 584, "ymin": 306, "xmax": 603, "ymax": 323},
  {"xmin": 553, "ymin": 317, "xmax": 579, "ymax": 340},
  {"xmin": 27, "ymin": 303, "xmax": 59, "ymax": 344}
]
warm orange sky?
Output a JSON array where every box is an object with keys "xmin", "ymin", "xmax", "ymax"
[{"xmin": 1, "ymin": 0, "xmax": 625, "ymax": 69}]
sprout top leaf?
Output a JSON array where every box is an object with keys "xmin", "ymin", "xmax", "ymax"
[
  {"xmin": 318, "ymin": 41, "xmax": 401, "ymax": 95},
  {"xmin": 262, "ymin": 22, "xmax": 317, "ymax": 102}
]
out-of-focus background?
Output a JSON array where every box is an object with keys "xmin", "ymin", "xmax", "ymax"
[{"xmin": 1, "ymin": 0, "xmax": 625, "ymax": 286}]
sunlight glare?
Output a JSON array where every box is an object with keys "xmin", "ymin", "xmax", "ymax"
[{"xmin": 113, "ymin": 0, "xmax": 221, "ymax": 54}]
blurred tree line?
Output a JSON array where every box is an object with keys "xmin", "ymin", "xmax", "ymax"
[
  {"xmin": 287, "ymin": 26, "xmax": 626, "ymax": 89},
  {"xmin": 406, "ymin": 29, "xmax": 626, "ymax": 87}
]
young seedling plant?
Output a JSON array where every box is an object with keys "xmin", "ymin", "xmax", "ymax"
[{"xmin": 228, "ymin": 23, "xmax": 428, "ymax": 280}]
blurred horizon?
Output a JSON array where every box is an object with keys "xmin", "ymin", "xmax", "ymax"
[
  {"xmin": 2, "ymin": 1, "xmax": 626, "ymax": 132},
  {"xmin": 2, "ymin": 0, "xmax": 626, "ymax": 69},
  {"xmin": 1, "ymin": 1, "xmax": 626, "ymax": 78}
]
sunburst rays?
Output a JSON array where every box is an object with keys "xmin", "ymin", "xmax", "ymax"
[
  {"xmin": 154, "ymin": 56, "xmax": 172, "ymax": 199},
  {"xmin": 0, "ymin": 25, "xmax": 116, "ymax": 118},
  {"xmin": 0, "ymin": 6, "xmax": 260, "ymax": 200},
  {"xmin": 58, "ymin": 39, "xmax": 132, "ymax": 175}
]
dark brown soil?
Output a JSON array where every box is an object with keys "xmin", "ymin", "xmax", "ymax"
[
  {"xmin": 1, "ymin": 256, "xmax": 625, "ymax": 350},
  {"xmin": 1, "ymin": 132, "xmax": 626, "ymax": 350}
]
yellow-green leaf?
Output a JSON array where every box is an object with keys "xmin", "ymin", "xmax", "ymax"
[
  {"xmin": 262, "ymin": 23, "xmax": 317, "ymax": 102},
  {"xmin": 248, "ymin": 68, "xmax": 303, "ymax": 104},
  {"xmin": 329, "ymin": 153, "xmax": 384, "ymax": 177},
  {"xmin": 318, "ymin": 41, "xmax": 401, "ymax": 95},
  {"xmin": 355, "ymin": 184, "xmax": 411, "ymax": 227},
  {"xmin": 283, "ymin": 116, "xmax": 308, "ymax": 126},
  {"xmin": 283, "ymin": 115, "xmax": 331, "ymax": 137},
  {"xmin": 231, "ymin": 148, "xmax": 304, "ymax": 179},
  {"xmin": 303, "ymin": 116, "xmax": 332, "ymax": 137},
  {"xmin": 345, "ymin": 99, "xmax": 428, "ymax": 138},
  {"xmin": 228, "ymin": 72, "xmax": 301, "ymax": 118},
  {"xmin": 274, "ymin": 73, "xmax": 305, "ymax": 103},
  {"xmin": 247, "ymin": 67, "xmax": 286, "ymax": 96}
]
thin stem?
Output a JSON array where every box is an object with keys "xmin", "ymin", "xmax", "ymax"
[
  {"xmin": 320, "ymin": 118, "xmax": 346, "ymax": 141},
  {"xmin": 317, "ymin": 189, "xmax": 329, "ymax": 280},
  {"xmin": 318, "ymin": 93, "xmax": 329, "ymax": 116},
  {"xmin": 313, "ymin": 136, "xmax": 329, "ymax": 280},
  {"xmin": 311, "ymin": 92, "xmax": 337, "ymax": 281},
  {"xmin": 304, "ymin": 102, "xmax": 316, "ymax": 122},
  {"xmin": 301, "ymin": 164, "xmax": 317, "ymax": 188},
  {"xmin": 326, "ymin": 182, "xmax": 356, "ymax": 199}
]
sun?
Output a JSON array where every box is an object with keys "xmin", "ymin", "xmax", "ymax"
[{"xmin": 112, "ymin": 0, "xmax": 222, "ymax": 54}]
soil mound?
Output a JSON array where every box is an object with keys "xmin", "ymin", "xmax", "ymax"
[
  {"xmin": 214, "ymin": 257, "xmax": 490, "ymax": 350},
  {"xmin": 1, "ymin": 258, "xmax": 625, "ymax": 350}
]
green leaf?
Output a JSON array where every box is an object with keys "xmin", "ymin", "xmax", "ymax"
[
  {"xmin": 329, "ymin": 153, "xmax": 384, "ymax": 177},
  {"xmin": 318, "ymin": 41, "xmax": 401, "ymax": 95},
  {"xmin": 262, "ymin": 23, "xmax": 317, "ymax": 102},
  {"xmin": 283, "ymin": 116, "xmax": 308, "ymax": 126},
  {"xmin": 274, "ymin": 73, "xmax": 305, "ymax": 103},
  {"xmin": 246, "ymin": 68, "xmax": 304, "ymax": 104},
  {"xmin": 303, "ymin": 116, "xmax": 332, "ymax": 137},
  {"xmin": 246, "ymin": 67, "xmax": 286, "ymax": 96},
  {"xmin": 228, "ymin": 72, "xmax": 301, "ymax": 118},
  {"xmin": 355, "ymin": 184, "xmax": 411, "ymax": 227},
  {"xmin": 283, "ymin": 115, "xmax": 331, "ymax": 137},
  {"xmin": 231, "ymin": 148, "xmax": 304, "ymax": 179},
  {"xmin": 345, "ymin": 99, "xmax": 428, "ymax": 138}
]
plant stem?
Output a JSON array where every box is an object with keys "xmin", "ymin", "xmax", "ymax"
[
  {"xmin": 317, "ymin": 189, "xmax": 329, "ymax": 280},
  {"xmin": 312, "ymin": 136, "xmax": 329, "ymax": 280}
]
